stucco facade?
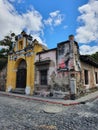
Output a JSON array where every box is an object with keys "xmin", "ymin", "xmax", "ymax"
[
  {"xmin": 34, "ymin": 35, "xmax": 98, "ymax": 99},
  {"xmin": 6, "ymin": 33, "xmax": 98, "ymax": 99},
  {"xmin": 6, "ymin": 31, "xmax": 47, "ymax": 95},
  {"xmin": 80, "ymin": 57, "xmax": 98, "ymax": 89}
]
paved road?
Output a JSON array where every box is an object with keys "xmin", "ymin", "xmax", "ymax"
[{"xmin": 0, "ymin": 95, "xmax": 98, "ymax": 130}]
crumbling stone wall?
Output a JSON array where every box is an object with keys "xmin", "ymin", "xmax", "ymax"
[
  {"xmin": 81, "ymin": 61, "xmax": 98, "ymax": 89},
  {"xmin": 0, "ymin": 66, "xmax": 7, "ymax": 91},
  {"xmin": 49, "ymin": 71, "xmax": 69, "ymax": 92}
]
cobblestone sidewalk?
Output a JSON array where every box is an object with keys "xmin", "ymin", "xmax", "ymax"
[
  {"xmin": 0, "ymin": 90, "xmax": 98, "ymax": 106},
  {"xmin": 0, "ymin": 94, "xmax": 98, "ymax": 130}
]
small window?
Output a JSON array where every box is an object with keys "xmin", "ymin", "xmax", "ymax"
[
  {"xmin": 40, "ymin": 70, "xmax": 47, "ymax": 85},
  {"xmin": 84, "ymin": 70, "xmax": 89, "ymax": 85},
  {"xmin": 95, "ymin": 72, "xmax": 98, "ymax": 84}
]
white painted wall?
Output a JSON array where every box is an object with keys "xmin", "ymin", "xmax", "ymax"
[{"xmin": 35, "ymin": 50, "xmax": 57, "ymax": 85}]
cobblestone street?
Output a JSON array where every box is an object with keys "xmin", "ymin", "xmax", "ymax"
[{"xmin": 0, "ymin": 94, "xmax": 98, "ymax": 130}]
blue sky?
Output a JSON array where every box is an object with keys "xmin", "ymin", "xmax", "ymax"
[{"xmin": 0, "ymin": 0, "xmax": 98, "ymax": 54}]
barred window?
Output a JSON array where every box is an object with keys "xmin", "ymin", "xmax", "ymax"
[{"xmin": 40, "ymin": 70, "xmax": 47, "ymax": 85}]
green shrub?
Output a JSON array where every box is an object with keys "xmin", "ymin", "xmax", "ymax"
[{"xmin": 0, "ymin": 58, "xmax": 7, "ymax": 71}]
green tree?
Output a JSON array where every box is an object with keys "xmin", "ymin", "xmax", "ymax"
[
  {"xmin": 0, "ymin": 33, "xmax": 15, "ymax": 70},
  {"xmin": 91, "ymin": 52, "xmax": 98, "ymax": 63},
  {"xmin": 0, "ymin": 33, "xmax": 15, "ymax": 58},
  {"xmin": 0, "ymin": 58, "xmax": 7, "ymax": 71}
]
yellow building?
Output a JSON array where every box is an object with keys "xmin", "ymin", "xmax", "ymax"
[{"xmin": 6, "ymin": 31, "xmax": 47, "ymax": 95}]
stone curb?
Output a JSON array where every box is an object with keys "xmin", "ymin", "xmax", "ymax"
[
  {"xmin": 0, "ymin": 92, "xmax": 98, "ymax": 106},
  {"xmin": 82, "ymin": 95, "xmax": 98, "ymax": 103}
]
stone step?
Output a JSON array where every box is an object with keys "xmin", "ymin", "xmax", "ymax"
[{"xmin": 11, "ymin": 88, "xmax": 25, "ymax": 94}]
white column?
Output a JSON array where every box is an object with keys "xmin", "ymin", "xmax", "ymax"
[{"xmin": 70, "ymin": 77, "xmax": 76, "ymax": 94}]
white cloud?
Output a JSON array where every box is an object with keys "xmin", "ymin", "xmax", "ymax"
[
  {"xmin": 8, "ymin": 0, "xmax": 24, "ymax": 3},
  {"xmin": 0, "ymin": 0, "xmax": 44, "ymax": 44},
  {"xmin": 63, "ymin": 25, "xmax": 68, "ymax": 30},
  {"xmin": 17, "ymin": 0, "xmax": 23, "ymax": 3},
  {"xmin": 9, "ymin": 0, "xmax": 15, "ymax": 2},
  {"xmin": 80, "ymin": 45, "xmax": 98, "ymax": 55},
  {"xmin": 32, "ymin": 34, "xmax": 47, "ymax": 46},
  {"xmin": 44, "ymin": 10, "xmax": 64, "ymax": 27},
  {"xmin": 50, "ymin": 10, "xmax": 60, "ymax": 17},
  {"xmin": 76, "ymin": 0, "xmax": 98, "ymax": 44},
  {"xmin": 0, "ymin": 45, "xmax": 9, "ymax": 50}
]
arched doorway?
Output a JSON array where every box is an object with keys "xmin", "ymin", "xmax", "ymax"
[{"xmin": 16, "ymin": 59, "xmax": 27, "ymax": 89}]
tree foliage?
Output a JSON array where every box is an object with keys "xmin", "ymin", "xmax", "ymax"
[
  {"xmin": 0, "ymin": 33, "xmax": 15, "ymax": 70},
  {"xmin": 90, "ymin": 52, "xmax": 98, "ymax": 63},
  {"xmin": 0, "ymin": 33, "xmax": 15, "ymax": 58},
  {"xmin": 0, "ymin": 58, "xmax": 7, "ymax": 71}
]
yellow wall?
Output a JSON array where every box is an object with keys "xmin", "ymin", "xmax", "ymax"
[{"xmin": 6, "ymin": 36, "xmax": 45, "ymax": 95}]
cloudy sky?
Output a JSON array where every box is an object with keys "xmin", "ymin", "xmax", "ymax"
[{"xmin": 0, "ymin": 0, "xmax": 98, "ymax": 55}]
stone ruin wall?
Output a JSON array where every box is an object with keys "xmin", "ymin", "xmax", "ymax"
[{"xmin": 0, "ymin": 66, "xmax": 7, "ymax": 91}]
